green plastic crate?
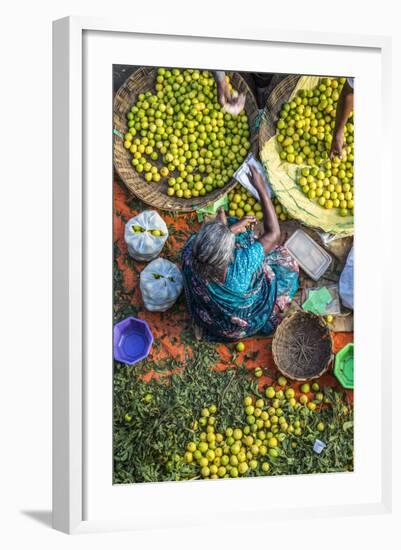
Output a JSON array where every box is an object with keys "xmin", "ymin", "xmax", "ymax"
[{"xmin": 334, "ymin": 343, "xmax": 354, "ymax": 389}]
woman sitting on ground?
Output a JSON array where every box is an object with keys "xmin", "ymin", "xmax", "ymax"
[{"xmin": 182, "ymin": 166, "xmax": 299, "ymax": 341}]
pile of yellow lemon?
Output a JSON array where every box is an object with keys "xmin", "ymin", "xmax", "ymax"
[
  {"xmin": 276, "ymin": 77, "xmax": 354, "ymax": 216},
  {"xmin": 176, "ymin": 376, "xmax": 326, "ymax": 479},
  {"xmin": 124, "ymin": 68, "xmax": 251, "ymax": 199},
  {"xmin": 227, "ymin": 184, "xmax": 263, "ymax": 220},
  {"xmin": 227, "ymin": 184, "xmax": 291, "ymax": 222},
  {"xmin": 297, "ymin": 159, "xmax": 354, "ymax": 216}
]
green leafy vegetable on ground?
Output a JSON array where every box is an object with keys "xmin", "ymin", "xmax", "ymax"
[{"xmin": 114, "ymin": 344, "xmax": 353, "ymax": 484}]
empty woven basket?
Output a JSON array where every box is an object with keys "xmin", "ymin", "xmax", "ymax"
[{"xmin": 272, "ymin": 310, "xmax": 332, "ymax": 381}]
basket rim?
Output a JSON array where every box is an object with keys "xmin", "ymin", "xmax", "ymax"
[
  {"xmin": 272, "ymin": 310, "xmax": 333, "ymax": 381},
  {"xmin": 258, "ymin": 75, "xmax": 301, "ymax": 151}
]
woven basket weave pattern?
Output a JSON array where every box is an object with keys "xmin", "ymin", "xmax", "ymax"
[
  {"xmin": 258, "ymin": 74, "xmax": 301, "ymax": 149},
  {"xmin": 272, "ymin": 310, "xmax": 332, "ymax": 381}
]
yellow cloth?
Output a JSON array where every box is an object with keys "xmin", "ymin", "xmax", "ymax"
[{"xmin": 260, "ymin": 76, "xmax": 354, "ymax": 236}]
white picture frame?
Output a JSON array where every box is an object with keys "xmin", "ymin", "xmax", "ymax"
[{"xmin": 52, "ymin": 16, "xmax": 392, "ymax": 534}]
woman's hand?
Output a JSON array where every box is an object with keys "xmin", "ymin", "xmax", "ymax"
[
  {"xmin": 330, "ymin": 128, "xmax": 345, "ymax": 159},
  {"xmin": 229, "ymin": 216, "xmax": 256, "ymax": 234},
  {"xmin": 217, "ymin": 78, "xmax": 233, "ymax": 107},
  {"xmin": 217, "ymin": 79, "xmax": 246, "ymax": 116},
  {"xmin": 249, "ymin": 165, "xmax": 266, "ymax": 196},
  {"xmin": 216, "ymin": 207, "xmax": 227, "ymax": 225},
  {"xmin": 248, "ymin": 165, "xmax": 281, "ymax": 253}
]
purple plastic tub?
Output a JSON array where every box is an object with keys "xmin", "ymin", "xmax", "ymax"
[{"xmin": 114, "ymin": 317, "xmax": 153, "ymax": 365}]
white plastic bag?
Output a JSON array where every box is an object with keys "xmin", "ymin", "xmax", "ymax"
[
  {"xmin": 233, "ymin": 153, "xmax": 272, "ymax": 199},
  {"xmin": 124, "ymin": 211, "xmax": 168, "ymax": 262},
  {"xmin": 140, "ymin": 258, "xmax": 183, "ymax": 312},
  {"xmin": 339, "ymin": 246, "xmax": 354, "ymax": 309}
]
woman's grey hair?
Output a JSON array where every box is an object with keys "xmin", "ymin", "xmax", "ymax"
[{"xmin": 191, "ymin": 221, "xmax": 235, "ymax": 282}]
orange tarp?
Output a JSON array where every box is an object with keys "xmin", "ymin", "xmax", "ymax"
[{"xmin": 114, "ymin": 178, "xmax": 353, "ymax": 398}]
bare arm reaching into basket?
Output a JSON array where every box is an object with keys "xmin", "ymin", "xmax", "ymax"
[{"xmin": 330, "ymin": 79, "xmax": 354, "ymax": 160}]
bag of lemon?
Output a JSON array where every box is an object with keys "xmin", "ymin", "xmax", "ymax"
[
  {"xmin": 124, "ymin": 210, "xmax": 168, "ymax": 262},
  {"xmin": 140, "ymin": 258, "xmax": 183, "ymax": 312}
]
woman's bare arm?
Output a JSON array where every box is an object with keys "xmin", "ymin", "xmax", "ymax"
[
  {"xmin": 249, "ymin": 166, "xmax": 281, "ymax": 253},
  {"xmin": 330, "ymin": 80, "xmax": 354, "ymax": 159}
]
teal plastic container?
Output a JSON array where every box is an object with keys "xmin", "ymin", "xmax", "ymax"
[{"xmin": 334, "ymin": 343, "xmax": 354, "ymax": 389}]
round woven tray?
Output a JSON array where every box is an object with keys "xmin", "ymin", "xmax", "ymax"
[
  {"xmin": 114, "ymin": 67, "xmax": 259, "ymax": 212},
  {"xmin": 272, "ymin": 310, "xmax": 333, "ymax": 381}
]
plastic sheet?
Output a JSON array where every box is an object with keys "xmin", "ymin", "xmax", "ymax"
[
  {"xmin": 339, "ymin": 246, "xmax": 354, "ymax": 309},
  {"xmin": 124, "ymin": 210, "xmax": 168, "ymax": 262}
]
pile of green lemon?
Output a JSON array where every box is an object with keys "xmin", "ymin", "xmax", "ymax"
[
  {"xmin": 227, "ymin": 184, "xmax": 263, "ymax": 220},
  {"xmin": 276, "ymin": 77, "xmax": 354, "ymax": 216},
  {"xmin": 297, "ymin": 158, "xmax": 354, "ymax": 216},
  {"xmin": 124, "ymin": 68, "xmax": 251, "ymax": 199},
  {"xmin": 227, "ymin": 184, "xmax": 291, "ymax": 222},
  {"xmin": 173, "ymin": 376, "xmax": 326, "ymax": 479}
]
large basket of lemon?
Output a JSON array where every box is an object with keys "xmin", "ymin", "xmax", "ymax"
[
  {"xmin": 114, "ymin": 67, "xmax": 259, "ymax": 212},
  {"xmin": 259, "ymin": 75, "xmax": 354, "ymax": 235}
]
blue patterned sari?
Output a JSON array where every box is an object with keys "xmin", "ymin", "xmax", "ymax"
[{"xmin": 182, "ymin": 221, "xmax": 299, "ymax": 342}]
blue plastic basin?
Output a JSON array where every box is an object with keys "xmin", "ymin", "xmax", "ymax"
[{"xmin": 114, "ymin": 317, "xmax": 153, "ymax": 365}]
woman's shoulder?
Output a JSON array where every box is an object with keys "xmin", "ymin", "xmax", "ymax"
[
  {"xmin": 182, "ymin": 234, "xmax": 195, "ymax": 263},
  {"xmin": 234, "ymin": 237, "xmax": 265, "ymax": 256},
  {"xmin": 231, "ymin": 238, "xmax": 265, "ymax": 272}
]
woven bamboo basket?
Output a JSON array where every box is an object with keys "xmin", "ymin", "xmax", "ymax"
[
  {"xmin": 258, "ymin": 74, "xmax": 300, "ymax": 150},
  {"xmin": 113, "ymin": 67, "xmax": 259, "ymax": 212},
  {"xmin": 272, "ymin": 310, "xmax": 333, "ymax": 381}
]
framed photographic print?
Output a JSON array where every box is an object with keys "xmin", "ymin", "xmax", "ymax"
[{"xmin": 52, "ymin": 16, "xmax": 392, "ymax": 534}]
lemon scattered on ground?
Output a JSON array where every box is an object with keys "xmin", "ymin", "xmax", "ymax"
[
  {"xmin": 236, "ymin": 342, "xmax": 245, "ymax": 352},
  {"xmin": 158, "ymin": 378, "xmax": 352, "ymax": 481},
  {"xmin": 277, "ymin": 376, "xmax": 287, "ymax": 386},
  {"xmin": 265, "ymin": 386, "xmax": 276, "ymax": 399}
]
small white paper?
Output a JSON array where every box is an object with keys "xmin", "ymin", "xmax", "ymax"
[
  {"xmin": 313, "ymin": 439, "xmax": 326, "ymax": 454},
  {"xmin": 233, "ymin": 153, "xmax": 272, "ymax": 200}
]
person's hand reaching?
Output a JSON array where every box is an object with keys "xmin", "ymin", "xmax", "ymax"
[
  {"xmin": 229, "ymin": 216, "xmax": 256, "ymax": 234},
  {"xmin": 249, "ymin": 165, "xmax": 265, "ymax": 196},
  {"xmin": 217, "ymin": 78, "xmax": 246, "ymax": 116},
  {"xmin": 216, "ymin": 207, "xmax": 227, "ymax": 225},
  {"xmin": 330, "ymin": 128, "xmax": 345, "ymax": 159}
]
